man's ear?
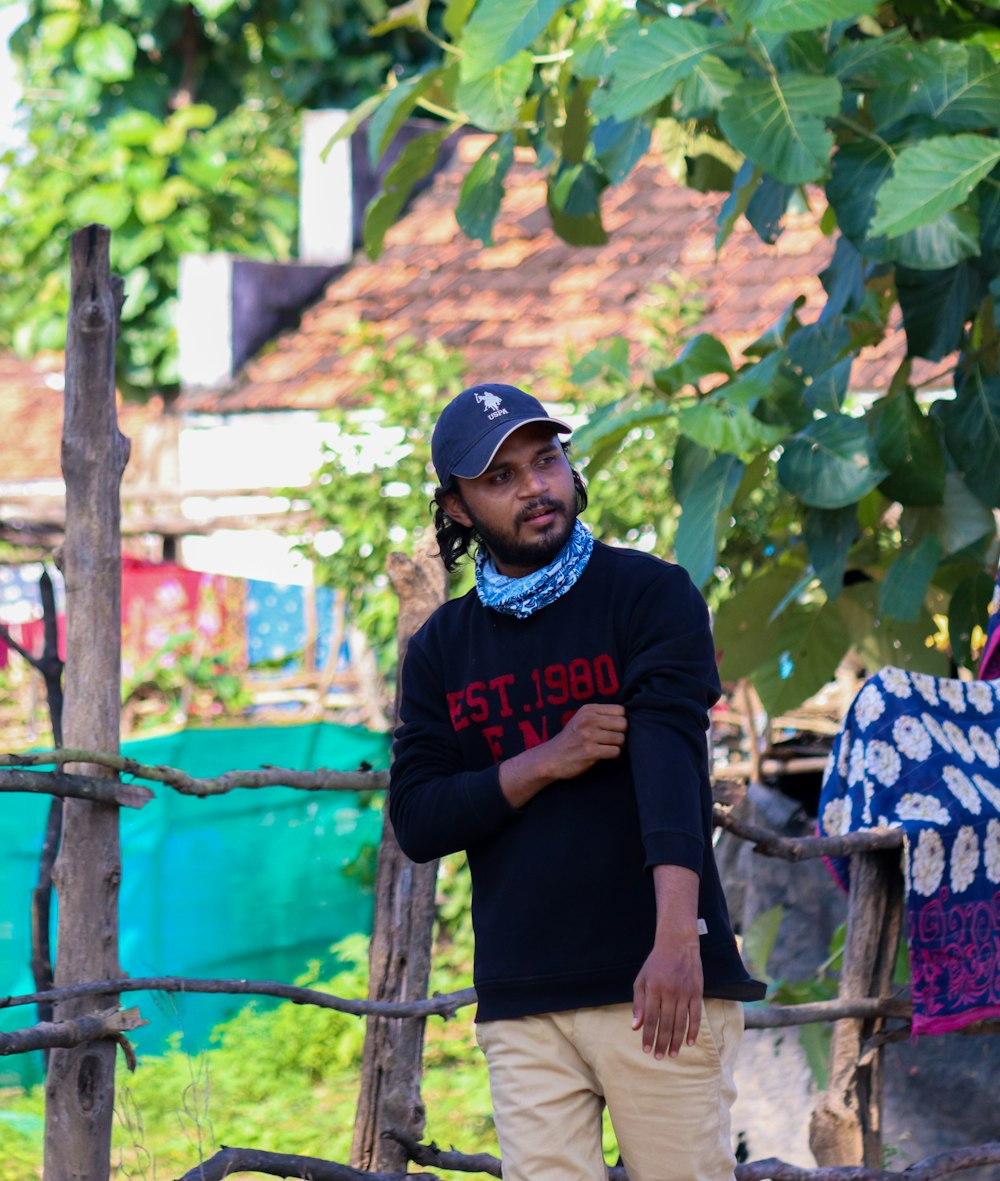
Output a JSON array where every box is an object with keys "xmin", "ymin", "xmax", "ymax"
[{"xmin": 442, "ymin": 489, "xmax": 473, "ymax": 528}]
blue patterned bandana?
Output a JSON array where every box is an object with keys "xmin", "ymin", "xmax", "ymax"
[{"xmin": 475, "ymin": 520, "xmax": 594, "ymax": 618}]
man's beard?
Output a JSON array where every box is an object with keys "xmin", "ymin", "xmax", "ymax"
[{"xmin": 467, "ymin": 495, "xmax": 577, "ymax": 573}]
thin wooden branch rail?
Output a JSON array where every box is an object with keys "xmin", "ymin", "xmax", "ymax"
[
  {"xmin": 0, "ymin": 976, "xmax": 477, "ymax": 1020},
  {"xmin": 714, "ymin": 809, "xmax": 903, "ymax": 860},
  {"xmin": 0, "ymin": 975, "xmax": 930, "ymax": 1032},
  {"xmin": 0, "ymin": 768, "xmax": 152, "ymax": 808},
  {"xmin": 0, "ymin": 1007, "xmax": 144, "ymax": 1056},
  {"xmin": 0, "ymin": 750, "xmax": 388, "ymax": 795},
  {"xmin": 173, "ymin": 1140, "xmax": 1000, "ymax": 1181}
]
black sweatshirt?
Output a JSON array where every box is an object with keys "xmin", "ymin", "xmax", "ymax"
[{"xmin": 390, "ymin": 541, "xmax": 765, "ymax": 1020}]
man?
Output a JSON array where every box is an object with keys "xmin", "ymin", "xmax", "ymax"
[{"xmin": 390, "ymin": 383, "xmax": 764, "ymax": 1181}]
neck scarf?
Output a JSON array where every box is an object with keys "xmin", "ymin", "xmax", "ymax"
[{"xmin": 475, "ymin": 519, "xmax": 594, "ymax": 619}]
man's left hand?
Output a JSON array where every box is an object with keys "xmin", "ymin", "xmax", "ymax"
[{"xmin": 631, "ymin": 935, "xmax": 703, "ymax": 1059}]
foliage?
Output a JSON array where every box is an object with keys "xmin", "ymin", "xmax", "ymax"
[
  {"xmin": 0, "ymin": 0, "xmax": 444, "ymax": 396},
  {"xmin": 121, "ymin": 631, "xmax": 252, "ymax": 733},
  {"xmin": 351, "ymin": 0, "xmax": 1000, "ymax": 711}
]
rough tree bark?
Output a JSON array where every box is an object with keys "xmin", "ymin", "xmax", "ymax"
[
  {"xmin": 809, "ymin": 850, "xmax": 904, "ymax": 1168},
  {"xmin": 351, "ymin": 539, "xmax": 447, "ymax": 1173},
  {"xmin": 43, "ymin": 224, "xmax": 130, "ymax": 1181}
]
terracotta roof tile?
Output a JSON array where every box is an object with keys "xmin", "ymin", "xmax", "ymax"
[{"xmin": 173, "ymin": 133, "xmax": 947, "ymax": 414}]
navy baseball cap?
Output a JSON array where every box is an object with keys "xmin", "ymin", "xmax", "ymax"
[{"xmin": 431, "ymin": 383, "xmax": 572, "ymax": 486}]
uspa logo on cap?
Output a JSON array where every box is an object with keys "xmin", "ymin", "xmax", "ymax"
[{"xmin": 475, "ymin": 390, "xmax": 508, "ymax": 420}]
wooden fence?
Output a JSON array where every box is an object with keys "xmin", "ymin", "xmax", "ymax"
[{"xmin": 1, "ymin": 225, "xmax": 998, "ymax": 1181}]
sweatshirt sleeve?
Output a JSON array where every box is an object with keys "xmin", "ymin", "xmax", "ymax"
[
  {"xmin": 389, "ymin": 628, "xmax": 520, "ymax": 863},
  {"xmin": 622, "ymin": 563, "xmax": 722, "ymax": 875}
]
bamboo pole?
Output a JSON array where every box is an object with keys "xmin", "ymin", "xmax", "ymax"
[{"xmin": 43, "ymin": 224, "xmax": 130, "ymax": 1180}]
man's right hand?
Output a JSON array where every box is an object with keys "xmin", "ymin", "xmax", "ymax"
[{"xmin": 498, "ymin": 703, "xmax": 627, "ymax": 808}]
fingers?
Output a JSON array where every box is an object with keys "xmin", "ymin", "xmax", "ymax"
[
  {"xmin": 632, "ymin": 974, "xmax": 702, "ymax": 1060},
  {"xmin": 570, "ymin": 703, "xmax": 627, "ymax": 758}
]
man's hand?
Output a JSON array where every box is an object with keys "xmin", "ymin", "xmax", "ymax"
[
  {"xmin": 498, "ymin": 703, "xmax": 626, "ymax": 808},
  {"xmin": 632, "ymin": 864, "xmax": 703, "ymax": 1059}
]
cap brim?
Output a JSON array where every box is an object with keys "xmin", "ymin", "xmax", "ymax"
[{"xmin": 451, "ymin": 416, "xmax": 573, "ymax": 479}]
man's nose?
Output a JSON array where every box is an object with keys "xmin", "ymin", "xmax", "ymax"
[{"xmin": 518, "ymin": 465, "xmax": 548, "ymax": 496}]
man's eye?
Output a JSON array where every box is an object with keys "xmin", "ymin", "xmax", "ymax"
[{"xmin": 489, "ymin": 470, "xmax": 512, "ymax": 484}]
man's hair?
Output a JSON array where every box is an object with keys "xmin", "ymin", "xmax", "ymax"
[{"xmin": 432, "ymin": 442, "xmax": 588, "ymax": 573}]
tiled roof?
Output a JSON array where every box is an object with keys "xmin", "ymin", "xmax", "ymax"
[
  {"xmin": 176, "ymin": 134, "xmax": 943, "ymax": 415},
  {"xmin": 0, "ymin": 353, "xmax": 164, "ymax": 484}
]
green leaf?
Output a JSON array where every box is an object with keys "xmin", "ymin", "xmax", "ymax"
[
  {"xmin": 571, "ymin": 337, "xmax": 631, "ymax": 384},
  {"xmin": 716, "ymin": 160, "xmax": 760, "ymax": 252},
  {"xmin": 679, "ymin": 394, "xmax": 786, "ymax": 458},
  {"xmin": 722, "ymin": 0, "xmax": 877, "ymax": 33},
  {"xmin": 363, "ymin": 130, "xmax": 448, "ymax": 260},
  {"xmin": 934, "ymin": 365, "xmax": 1000, "ymax": 507},
  {"xmin": 719, "ymin": 73, "xmax": 841, "ymax": 185},
  {"xmin": 547, "ymin": 161, "xmax": 608, "ymax": 246},
  {"xmin": 803, "ymin": 505, "xmax": 857, "ymax": 597},
  {"xmin": 444, "ymin": 0, "xmax": 477, "ymax": 39},
  {"xmin": 592, "ymin": 117, "xmax": 652, "ymax": 186},
  {"xmin": 456, "ymin": 52, "xmax": 533, "ymax": 132},
  {"xmin": 74, "ymin": 25, "xmax": 137, "ymax": 83},
  {"xmin": 896, "ymin": 262, "xmax": 983, "ymax": 361},
  {"xmin": 674, "ymin": 453, "xmax": 744, "ymax": 588},
  {"xmin": 653, "ymin": 333, "xmax": 734, "ymax": 395},
  {"xmin": 868, "ymin": 41, "xmax": 1000, "ymax": 135},
  {"xmin": 714, "ymin": 565, "xmax": 807, "ymax": 680},
  {"xmin": 190, "ymin": 0, "xmax": 237, "ymax": 15},
  {"xmin": 838, "ymin": 583, "xmax": 948, "ymax": 677},
  {"xmin": 369, "ymin": 0, "xmax": 430, "ymax": 37},
  {"xmin": 742, "ymin": 905, "xmax": 783, "ymax": 982},
  {"xmin": 868, "ymin": 388, "xmax": 946, "ymax": 507},
  {"xmin": 69, "ymin": 183, "xmax": 132, "ymax": 230},
  {"xmin": 904, "ymin": 471, "xmax": 996, "ymax": 557},
  {"xmin": 456, "ymin": 132, "xmax": 514, "ymax": 244},
  {"xmin": 591, "ymin": 18, "xmax": 731, "ymax": 122},
  {"xmin": 107, "ymin": 110, "xmax": 162, "ymax": 147},
  {"xmin": 674, "ymin": 55, "xmax": 741, "ymax": 120},
  {"xmin": 39, "ymin": 12, "xmax": 81, "ymax": 53},
  {"xmin": 752, "ymin": 599, "xmax": 850, "ymax": 716},
  {"xmin": 949, "ymin": 570, "xmax": 995, "ymax": 669},
  {"xmin": 322, "ymin": 93, "xmax": 387, "ymax": 161},
  {"xmin": 570, "ymin": 9, "xmax": 633, "ymax": 81},
  {"xmin": 778, "ymin": 414, "xmax": 888, "ymax": 509},
  {"xmin": 576, "ymin": 400, "xmax": 674, "ymax": 474},
  {"xmin": 460, "ymin": 0, "xmax": 563, "ymax": 80},
  {"xmin": 369, "ymin": 71, "xmax": 443, "ymax": 165},
  {"xmin": 879, "ymin": 534, "xmax": 943, "ymax": 622},
  {"xmin": 869, "ymin": 135, "xmax": 1000, "ymax": 240}
]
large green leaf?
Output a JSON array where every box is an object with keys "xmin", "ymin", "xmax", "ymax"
[
  {"xmin": 803, "ymin": 505, "xmax": 857, "ymax": 597},
  {"xmin": 869, "ymin": 135, "xmax": 1000, "ymax": 239},
  {"xmin": 363, "ymin": 130, "xmax": 448, "ymax": 260},
  {"xmin": 752, "ymin": 600, "xmax": 850, "ymax": 716},
  {"xmin": 679, "ymin": 393, "xmax": 786, "ymax": 458},
  {"xmin": 456, "ymin": 132, "xmax": 514, "ymax": 244},
  {"xmin": 723, "ymin": 0, "xmax": 876, "ymax": 32},
  {"xmin": 592, "ymin": 117, "xmax": 652, "ymax": 185},
  {"xmin": 456, "ymin": 52, "xmax": 533, "ymax": 132},
  {"xmin": 713, "ymin": 565, "xmax": 808, "ymax": 681},
  {"xmin": 369, "ymin": 0, "xmax": 430, "ymax": 36},
  {"xmin": 934, "ymin": 365, "xmax": 1000, "ymax": 507},
  {"xmin": 591, "ymin": 18, "xmax": 731, "ymax": 122},
  {"xmin": 74, "ymin": 25, "xmax": 136, "ymax": 83},
  {"xmin": 949, "ymin": 570, "xmax": 996, "ymax": 669},
  {"xmin": 577, "ymin": 399, "xmax": 674, "ymax": 475},
  {"xmin": 674, "ymin": 54, "xmax": 741, "ymax": 120},
  {"xmin": 69, "ymin": 182, "xmax": 132, "ymax": 229},
  {"xmin": 460, "ymin": 0, "xmax": 564, "ymax": 80},
  {"xmin": 653, "ymin": 333, "xmax": 734, "ymax": 395},
  {"xmin": 719, "ymin": 73, "xmax": 841, "ymax": 185},
  {"xmin": 838, "ymin": 583, "xmax": 948, "ymax": 676},
  {"xmin": 868, "ymin": 41, "xmax": 1000, "ymax": 135},
  {"xmin": 778, "ymin": 414, "xmax": 888, "ymax": 509},
  {"xmin": 369, "ymin": 70, "xmax": 444, "ymax": 165},
  {"xmin": 546, "ymin": 161, "xmax": 608, "ymax": 246},
  {"xmin": 868, "ymin": 388, "xmax": 946, "ymax": 506},
  {"xmin": 879, "ymin": 534, "xmax": 943, "ymax": 622},
  {"xmin": 895, "ymin": 261, "xmax": 983, "ymax": 361},
  {"xmin": 674, "ymin": 454, "xmax": 744, "ymax": 588}
]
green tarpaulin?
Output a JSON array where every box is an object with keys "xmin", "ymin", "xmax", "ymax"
[{"xmin": 1, "ymin": 721, "xmax": 389, "ymax": 1086}]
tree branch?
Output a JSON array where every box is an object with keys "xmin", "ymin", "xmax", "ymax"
[
  {"xmin": 0, "ymin": 976, "xmax": 477, "ymax": 1020},
  {"xmin": 0, "ymin": 767, "xmax": 152, "ymax": 809},
  {"xmin": 713, "ymin": 807, "xmax": 903, "ymax": 860},
  {"xmin": 175, "ymin": 1147, "xmax": 438, "ymax": 1181},
  {"xmin": 385, "ymin": 1130, "xmax": 630, "ymax": 1179},
  {"xmin": 744, "ymin": 997, "xmax": 911, "ymax": 1029},
  {"xmin": 0, "ymin": 749, "xmax": 388, "ymax": 796},
  {"xmin": 735, "ymin": 1143, "xmax": 1000, "ymax": 1180},
  {"xmin": 0, "ymin": 1006, "xmax": 144, "ymax": 1056}
]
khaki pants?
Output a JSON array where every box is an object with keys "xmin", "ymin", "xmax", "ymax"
[{"xmin": 475, "ymin": 999, "xmax": 743, "ymax": 1181}]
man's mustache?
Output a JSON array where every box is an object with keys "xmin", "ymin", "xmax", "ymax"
[{"xmin": 517, "ymin": 498, "xmax": 564, "ymax": 525}]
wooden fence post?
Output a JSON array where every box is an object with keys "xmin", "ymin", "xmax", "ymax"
[
  {"xmin": 351, "ymin": 539, "xmax": 446, "ymax": 1173},
  {"xmin": 43, "ymin": 224, "xmax": 130, "ymax": 1180},
  {"xmin": 809, "ymin": 849, "xmax": 904, "ymax": 1168}
]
